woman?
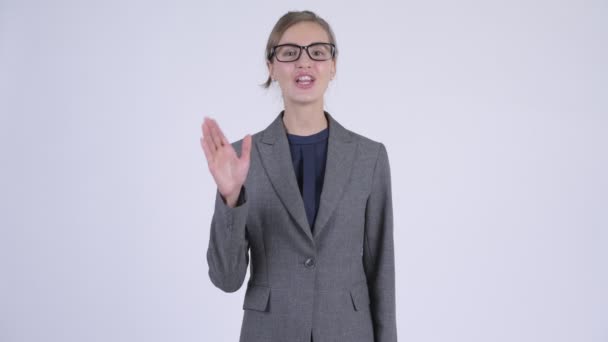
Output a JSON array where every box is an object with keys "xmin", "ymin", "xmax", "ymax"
[{"xmin": 201, "ymin": 10, "xmax": 397, "ymax": 342}]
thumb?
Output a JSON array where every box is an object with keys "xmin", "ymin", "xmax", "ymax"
[{"xmin": 240, "ymin": 134, "xmax": 252, "ymax": 164}]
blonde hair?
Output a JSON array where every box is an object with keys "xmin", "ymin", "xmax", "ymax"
[{"xmin": 261, "ymin": 10, "xmax": 338, "ymax": 89}]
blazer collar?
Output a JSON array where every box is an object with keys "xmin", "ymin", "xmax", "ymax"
[{"xmin": 256, "ymin": 110, "xmax": 357, "ymax": 244}]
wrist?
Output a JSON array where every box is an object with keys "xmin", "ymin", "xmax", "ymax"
[{"xmin": 222, "ymin": 186, "xmax": 242, "ymax": 208}]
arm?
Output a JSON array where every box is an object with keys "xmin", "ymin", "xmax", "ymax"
[
  {"xmin": 206, "ymin": 185, "xmax": 249, "ymax": 293},
  {"xmin": 363, "ymin": 143, "xmax": 398, "ymax": 341}
]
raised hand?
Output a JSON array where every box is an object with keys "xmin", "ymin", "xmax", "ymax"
[{"xmin": 200, "ymin": 117, "xmax": 252, "ymax": 207}]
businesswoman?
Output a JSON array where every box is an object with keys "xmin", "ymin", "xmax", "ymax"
[{"xmin": 201, "ymin": 10, "xmax": 397, "ymax": 342}]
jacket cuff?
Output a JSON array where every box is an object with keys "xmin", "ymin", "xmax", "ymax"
[{"xmin": 215, "ymin": 186, "xmax": 248, "ymax": 240}]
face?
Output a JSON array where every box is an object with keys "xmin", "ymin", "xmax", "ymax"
[{"xmin": 267, "ymin": 21, "xmax": 336, "ymax": 107}]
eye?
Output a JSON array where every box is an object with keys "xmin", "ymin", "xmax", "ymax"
[
  {"xmin": 309, "ymin": 44, "xmax": 331, "ymax": 58},
  {"xmin": 278, "ymin": 46, "xmax": 299, "ymax": 57}
]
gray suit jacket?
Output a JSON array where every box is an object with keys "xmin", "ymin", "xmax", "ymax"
[{"xmin": 206, "ymin": 111, "xmax": 397, "ymax": 342}]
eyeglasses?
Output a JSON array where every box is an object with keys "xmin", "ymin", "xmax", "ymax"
[{"xmin": 269, "ymin": 42, "xmax": 336, "ymax": 62}]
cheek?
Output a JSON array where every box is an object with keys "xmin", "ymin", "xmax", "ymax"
[
  {"xmin": 315, "ymin": 67, "xmax": 332, "ymax": 82},
  {"xmin": 318, "ymin": 63, "xmax": 333, "ymax": 76},
  {"xmin": 276, "ymin": 65, "xmax": 293, "ymax": 79}
]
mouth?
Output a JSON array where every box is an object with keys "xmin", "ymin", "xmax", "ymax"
[{"xmin": 295, "ymin": 74, "xmax": 315, "ymax": 89}]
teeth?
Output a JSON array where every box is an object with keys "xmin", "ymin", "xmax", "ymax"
[{"xmin": 297, "ymin": 75, "xmax": 313, "ymax": 82}]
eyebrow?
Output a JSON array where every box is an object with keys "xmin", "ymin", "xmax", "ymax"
[{"xmin": 276, "ymin": 41, "xmax": 330, "ymax": 46}]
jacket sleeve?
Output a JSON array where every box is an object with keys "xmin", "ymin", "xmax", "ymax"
[
  {"xmin": 206, "ymin": 185, "xmax": 250, "ymax": 293},
  {"xmin": 362, "ymin": 143, "xmax": 398, "ymax": 341}
]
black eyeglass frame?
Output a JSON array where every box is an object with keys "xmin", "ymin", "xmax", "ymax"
[{"xmin": 268, "ymin": 42, "xmax": 337, "ymax": 62}]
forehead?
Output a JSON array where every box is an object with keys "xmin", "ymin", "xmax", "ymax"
[{"xmin": 278, "ymin": 21, "xmax": 330, "ymax": 45}]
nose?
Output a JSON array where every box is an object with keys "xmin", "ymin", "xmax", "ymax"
[{"xmin": 296, "ymin": 49, "xmax": 313, "ymax": 68}]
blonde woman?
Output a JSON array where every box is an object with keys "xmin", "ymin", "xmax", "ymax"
[{"xmin": 201, "ymin": 10, "xmax": 397, "ymax": 342}]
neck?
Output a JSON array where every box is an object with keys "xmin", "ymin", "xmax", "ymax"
[{"xmin": 282, "ymin": 101, "xmax": 328, "ymax": 136}]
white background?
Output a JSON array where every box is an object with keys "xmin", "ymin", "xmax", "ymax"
[{"xmin": 1, "ymin": 0, "xmax": 606, "ymax": 341}]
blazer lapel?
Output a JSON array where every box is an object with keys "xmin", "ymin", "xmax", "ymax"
[
  {"xmin": 311, "ymin": 113, "xmax": 356, "ymax": 240},
  {"xmin": 256, "ymin": 110, "xmax": 357, "ymax": 244}
]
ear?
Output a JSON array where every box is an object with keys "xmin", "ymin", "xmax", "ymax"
[
  {"xmin": 330, "ymin": 59, "xmax": 337, "ymax": 79},
  {"xmin": 267, "ymin": 61, "xmax": 274, "ymax": 80}
]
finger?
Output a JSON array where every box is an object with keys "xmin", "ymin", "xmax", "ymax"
[
  {"xmin": 201, "ymin": 117, "xmax": 208, "ymax": 136},
  {"xmin": 200, "ymin": 137, "xmax": 214, "ymax": 164},
  {"xmin": 213, "ymin": 119, "xmax": 231, "ymax": 146},
  {"xmin": 202, "ymin": 119, "xmax": 218, "ymax": 151},
  {"xmin": 208, "ymin": 119, "xmax": 224, "ymax": 148},
  {"xmin": 201, "ymin": 116, "xmax": 212, "ymax": 133}
]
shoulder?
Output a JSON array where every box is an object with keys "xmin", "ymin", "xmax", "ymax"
[
  {"xmin": 345, "ymin": 128, "xmax": 389, "ymax": 165},
  {"xmin": 229, "ymin": 130, "xmax": 265, "ymax": 157},
  {"xmin": 344, "ymin": 131, "xmax": 392, "ymax": 193}
]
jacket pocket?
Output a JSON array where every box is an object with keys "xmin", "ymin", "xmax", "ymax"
[
  {"xmin": 349, "ymin": 281, "xmax": 370, "ymax": 312},
  {"xmin": 242, "ymin": 284, "xmax": 270, "ymax": 312}
]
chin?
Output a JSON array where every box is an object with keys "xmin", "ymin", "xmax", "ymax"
[
  {"xmin": 283, "ymin": 90, "xmax": 322, "ymax": 103},
  {"xmin": 286, "ymin": 95, "xmax": 323, "ymax": 106}
]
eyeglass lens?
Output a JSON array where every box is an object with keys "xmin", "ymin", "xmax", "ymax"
[{"xmin": 275, "ymin": 44, "xmax": 333, "ymax": 62}]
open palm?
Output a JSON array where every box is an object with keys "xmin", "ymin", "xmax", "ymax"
[{"xmin": 200, "ymin": 117, "xmax": 252, "ymax": 204}]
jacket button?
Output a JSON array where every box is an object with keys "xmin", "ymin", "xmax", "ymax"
[{"xmin": 304, "ymin": 257, "xmax": 315, "ymax": 268}]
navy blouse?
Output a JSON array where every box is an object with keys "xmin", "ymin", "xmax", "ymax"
[{"xmin": 286, "ymin": 126, "xmax": 329, "ymax": 233}]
